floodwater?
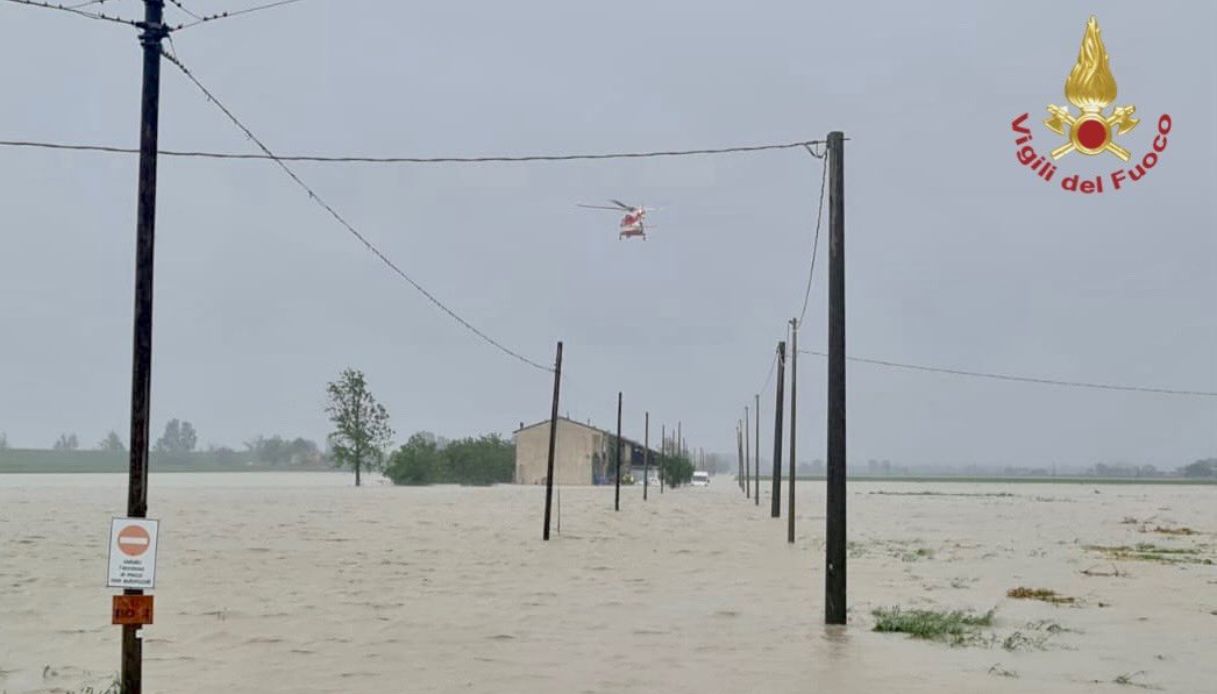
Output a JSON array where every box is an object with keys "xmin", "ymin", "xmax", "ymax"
[{"xmin": 1, "ymin": 473, "xmax": 1214, "ymax": 693}]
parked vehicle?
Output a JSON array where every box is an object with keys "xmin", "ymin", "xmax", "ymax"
[{"xmin": 691, "ymin": 471, "xmax": 711, "ymax": 487}]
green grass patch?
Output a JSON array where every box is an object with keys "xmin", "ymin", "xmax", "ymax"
[
  {"xmin": 872, "ymin": 607, "xmax": 994, "ymax": 645},
  {"xmin": 1085, "ymin": 543, "xmax": 1213, "ymax": 565},
  {"xmin": 764, "ymin": 475, "xmax": 1217, "ymax": 485},
  {"xmin": 1007, "ymin": 587, "xmax": 1076, "ymax": 605},
  {"xmin": 869, "ymin": 490, "xmax": 1015, "ymax": 498},
  {"xmin": 1144, "ymin": 525, "xmax": 1199, "ymax": 536}
]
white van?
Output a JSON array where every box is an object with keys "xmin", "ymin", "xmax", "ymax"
[{"xmin": 691, "ymin": 471, "xmax": 711, "ymax": 487}]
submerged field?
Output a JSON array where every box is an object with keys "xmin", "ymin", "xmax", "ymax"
[{"xmin": 0, "ymin": 474, "xmax": 1214, "ymax": 693}]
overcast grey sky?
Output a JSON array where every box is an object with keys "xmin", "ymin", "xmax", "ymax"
[{"xmin": 1, "ymin": 0, "xmax": 1213, "ymax": 467}]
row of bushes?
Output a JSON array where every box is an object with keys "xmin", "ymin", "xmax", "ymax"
[{"xmin": 384, "ymin": 433, "xmax": 513, "ymax": 486}]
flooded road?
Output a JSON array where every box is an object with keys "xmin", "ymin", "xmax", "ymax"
[{"xmin": 1, "ymin": 474, "xmax": 1213, "ymax": 692}]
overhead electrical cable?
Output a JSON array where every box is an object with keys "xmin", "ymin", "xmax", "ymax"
[
  {"xmin": 798, "ymin": 350, "xmax": 1217, "ymax": 397},
  {"xmin": 170, "ymin": 0, "xmax": 307, "ymax": 31},
  {"xmin": 3, "ymin": 0, "xmax": 139, "ymax": 26},
  {"xmin": 160, "ymin": 49, "xmax": 553, "ymax": 374},
  {"xmin": 0, "ymin": 137, "xmax": 828, "ymax": 165},
  {"xmin": 796, "ymin": 144, "xmax": 828, "ymax": 326}
]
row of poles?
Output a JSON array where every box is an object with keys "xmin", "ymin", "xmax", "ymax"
[
  {"xmin": 113, "ymin": 2, "xmax": 844, "ymax": 680},
  {"xmin": 541, "ymin": 343, "xmax": 694, "ymax": 540},
  {"xmin": 734, "ymin": 131, "xmax": 846, "ymax": 625}
]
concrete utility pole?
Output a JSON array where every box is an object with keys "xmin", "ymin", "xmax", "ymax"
[
  {"xmin": 771, "ymin": 341, "xmax": 786, "ymax": 518},
  {"xmin": 643, "ymin": 412, "xmax": 649, "ymax": 501},
  {"xmin": 789, "ymin": 318, "xmax": 798, "ymax": 544},
  {"xmin": 615, "ymin": 392, "xmax": 622, "ymax": 512},
  {"xmin": 542, "ymin": 342, "xmax": 563, "ymax": 541},
  {"xmin": 659, "ymin": 424, "xmax": 665, "ymax": 494},
  {"xmin": 122, "ymin": 3, "xmax": 167, "ymax": 691},
  {"xmin": 743, "ymin": 406, "xmax": 751, "ymax": 499},
  {"xmin": 825, "ymin": 130, "xmax": 848, "ymax": 625},
  {"xmin": 749, "ymin": 392, "xmax": 759, "ymax": 504},
  {"xmin": 737, "ymin": 423, "xmax": 744, "ymax": 492}
]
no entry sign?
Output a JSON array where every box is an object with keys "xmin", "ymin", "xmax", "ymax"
[{"xmin": 107, "ymin": 518, "xmax": 159, "ymax": 589}]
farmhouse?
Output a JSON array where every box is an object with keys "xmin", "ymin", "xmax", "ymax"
[{"xmin": 513, "ymin": 417, "xmax": 654, "ymax": 485}]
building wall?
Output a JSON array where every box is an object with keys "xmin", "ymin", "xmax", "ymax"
[
  {"xmin": 515, "ymin": 420, "xmax": 601, "ymax": 485},
  {"xmin": 515, "ymin": 419, "xmax": 642, "ymax": 485}
]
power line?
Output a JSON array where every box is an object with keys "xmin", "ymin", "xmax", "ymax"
[
  {"xmin": 171, "ymin": 0, "xmax": 307, "ymax": 31},
  {"xmin": 759, "ymin": 348, "xmax": 779, "ymax": 395},
  {"xmin": 0, "ymin": 137, "xmax": 828, "ymax": 165},
  {"xmin": 3, "ymin": 0, "xmax": 139, "ymax": 26},
  {"xmin": 160, "ymin": 50, "xmax": 554, "ymax": 374},
  {"xmin": 166, "ymin": 0, "xmax": 201, "ymax": 21},
  {"xmin": 798, "ymin": 349, "xmax": 1217, "ymax": 398},
  {"xmin": 796, "ymin": 143, "xmax": 828, "ymax": 326}
]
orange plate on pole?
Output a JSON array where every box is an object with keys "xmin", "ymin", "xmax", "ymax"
[{"xmin": 112, "ymin": 594, "xmax": 154, "ymax": 625}]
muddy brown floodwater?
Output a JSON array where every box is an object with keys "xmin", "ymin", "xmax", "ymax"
[{"xmin": 1, "ymin": 473, "xmax": 1214, "ymax": 693}]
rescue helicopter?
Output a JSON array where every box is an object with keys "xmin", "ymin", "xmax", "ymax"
[{"xmin": 577, "ymin": 200, "xmax": 655, "ymax": 240}]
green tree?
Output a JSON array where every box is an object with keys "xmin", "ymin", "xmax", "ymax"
[
  {"xmin": 246, "ymin": 435, "xmax": 282, "ymax": 464},
  {"xmin": 442, "ymin": 434, "xmax": 514, "ymax": 485},
  {"xmin": 326, "ymin": 369, "xmax": 393, "ymax": 486},
  {"xmin": 154, "ymin": 419, "xmax": 197, "ymax": 454},
  {"xmin": 659, "ymin": 452, "xmax": 695, "ymax": 488},
  {"xmin": 52, "ymin": 433, "xmax": 79, "ymax": 451},
  {"xmin": 98, "ymin": 431, "xmax": 126, "ymax": 453},
  {"xmin": 385, "ymin": 432, "xmax": 514, "ymax": 486},
  {"xmin": 384, "ymin": 433, "xmax": 443, "ymax": 485},
  {"xmin": 1179, "ymin": 458, "xmax": 1217, "ymax": 479}
]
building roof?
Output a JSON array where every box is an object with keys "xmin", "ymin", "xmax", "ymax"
[{"xmin": 513, "ymin": 416, "xmax": 656, "ymax": 455}]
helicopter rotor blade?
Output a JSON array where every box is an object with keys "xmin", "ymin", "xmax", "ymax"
[
  {"xmin": 577, "ymin": 204, "xmax": 626, "ymax": 211},
  {"xmin": 609, "ymin": 199, "xmax": 634, "ymax": 211}
]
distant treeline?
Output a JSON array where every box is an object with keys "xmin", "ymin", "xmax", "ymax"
[
  {"xmin": 748, "ymin": 458, "xmax": 1217, "ymax": 481},
  {"xmin": 0, "ymin": 432, "xmax": 331, "ymax": 474}
]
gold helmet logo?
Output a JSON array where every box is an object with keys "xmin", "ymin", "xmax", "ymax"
[{"xmin": 1043, "ymin": 16, "xmax": 1139, "ymax": 161}]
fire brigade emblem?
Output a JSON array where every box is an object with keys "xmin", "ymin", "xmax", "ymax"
[{"xmin": 1043, "ymin": 16, "xmax": 1139, "ymax": 161}]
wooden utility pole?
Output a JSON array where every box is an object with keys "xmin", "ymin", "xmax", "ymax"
[
  {"xmin": 771, "ymin": 341, "xmax": 786, "ymax": 518},
  {"xmin": 122, "ymin": 4, "xmax": 167, "ymax": 691},
  {"xmin": 743, "ymin": 406, "xmax": 751, "ymax": 499},
  {"xmin": 643, "ymin": 412, "xmax": 650, "ymax": 501},
  {"xmin": 615, "ymin": 391, "xmax": 622, "ymax": 512},
  {"xmin": 542, "ymin": 341, "xmax": 563, "ymax": 541},
  {"xmin": 754, "ymin": 394, "xmax": 760, "ymax": 507},
  {"xmin": 788, "ymin": 319, "xmax": 798, "ymax": 544},
  {"xmin": 825, "ymin": 130, "xmax": 848, "ymax": 624}
]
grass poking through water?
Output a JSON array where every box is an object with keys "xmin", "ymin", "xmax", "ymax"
[
  {"xmin": 871, "ymin": 607, "xmax": 994, "ymax": 645},
  {"xmin": 1007, "ymin": 586, "xmax": 1076, "ymax": 605},
  {"xmin": 1085, "ymin": 543, "xmax": 1213, "ymax": 565},
  {"xmin": 868, "ymin": 490, "xmax": 1015, "ymax": 498},
  {"xmin": 1144, "ymin": 526, "xmax": 1198, "ymax": 536}
]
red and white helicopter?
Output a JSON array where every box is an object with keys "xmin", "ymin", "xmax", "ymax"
[{"xmin": 577, "ymin": 199, "xmax": 655, "ymax": 240}]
